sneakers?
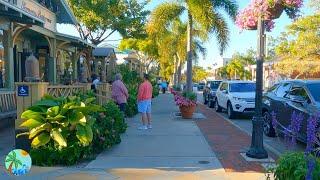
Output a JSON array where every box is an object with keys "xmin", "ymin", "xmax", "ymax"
[
  {"xmin": 138, "ymin": 125, "xmax": 152, "ymax": 130},
  {"xmin": 138, "ymin": 125, "xmax": 148, "ymax": 130}
]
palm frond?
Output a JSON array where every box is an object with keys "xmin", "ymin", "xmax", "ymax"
[
  {"xmin": 194, "ymin": 40, "xmax": 207, "ymax": 59},
  {"xmin": 209, "ymin": 12, "xmax": 230, "ymax": 54},
  {"xmin": 146, "ymin": 2, "xmax": 185, "ymax": 37},
  {"xmin": 211, "ymin": 0, "xmax": 239, "ymax": 21}
]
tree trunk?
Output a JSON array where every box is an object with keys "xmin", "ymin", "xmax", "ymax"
[
  {"xmin": 173, "ymin": 55, "xmax": 178, "ymax": 86},
  {"xmin": 177, "ymin": 56, "xmax": 182, "ymax": 85},
  {"xmin": 186, "ymin": 12, "xmax": 193, "ymax": 92}
]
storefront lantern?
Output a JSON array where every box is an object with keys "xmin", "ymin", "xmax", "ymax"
[{"xmin": 25, "ymin": 53, "xmax": 40, "ymax": 82}]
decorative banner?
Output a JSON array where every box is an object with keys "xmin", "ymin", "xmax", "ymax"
[{"xmin": 5, "ymin": 149, "xmax": 32, "ymax": 176}]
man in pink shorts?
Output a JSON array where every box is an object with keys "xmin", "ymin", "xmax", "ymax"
[{"xmin": 137, "ymin": 73, "xmax": 153, "ymax": 130}]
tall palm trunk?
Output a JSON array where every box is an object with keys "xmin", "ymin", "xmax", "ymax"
[
  {"xmin": 177, "ymin": 55, "xmax": 182, "ymax": 85},
  {"xmin": 186, "ymin": 11, "xmax": 193, "ymax": 92},
  {"xmin": 173, "ymin": 55, "xmax": 178, "ymax": 86}
]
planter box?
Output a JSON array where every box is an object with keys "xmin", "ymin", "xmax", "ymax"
[{"xmin": 179, "ymin": 105, "xmax": 196, "ymax": 119}]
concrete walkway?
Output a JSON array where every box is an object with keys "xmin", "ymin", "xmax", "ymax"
[{"xmin": 0, "ymin": 94, "xmax": 267, "ymax": 179}]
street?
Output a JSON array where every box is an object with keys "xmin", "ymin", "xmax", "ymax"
[{"xmin": 196, "ymin": 91, "xmax": 305, "ymax": 157}]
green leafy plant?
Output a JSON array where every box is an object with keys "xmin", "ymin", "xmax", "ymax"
[
  {"xmin": 182, "ymin": 91, "xmax": 197, "ymax": 101},
  {"xmin": 18, "ymin": 95, "xmax": 104, "ymax": 149},
  {"xmin": 273, "ymin": 152, "xmax": 320, "ymax": 180}
]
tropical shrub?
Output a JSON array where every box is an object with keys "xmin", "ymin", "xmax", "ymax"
[
  {"xmin": 20, "ymin": 92, "xmax": 127, "ymax": 166},
  {"xmin": 125, "ymin": 87, "xmax": 138, "ymax": 117},
  {"xmin": 18, "ymin": 95, "xmax": 103, "ymax": 149}
]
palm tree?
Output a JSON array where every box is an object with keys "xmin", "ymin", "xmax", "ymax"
[{"xmin": 147, "ymin": 0, "xmax": 238, "ymax": 92}]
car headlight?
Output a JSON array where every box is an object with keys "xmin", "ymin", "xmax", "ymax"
[{"xmin": 233, "ymin": 97, "xmax": 245, "ymax": 101}]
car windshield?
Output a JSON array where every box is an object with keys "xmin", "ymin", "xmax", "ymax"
[
  {"xmin": 210, "ymin": 81, "xmax": 221, "ymax": 90},
  {"xmin": 229, "ymin": 83, "xmax": 256, "ymax": 92},
  {"xmin": 307, "ymin": 83, "xmax": 320, "ymax": 102}
]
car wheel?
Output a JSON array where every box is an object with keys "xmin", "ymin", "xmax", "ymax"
[
  {"xmin": 227, "ymin": 102, "xmax": 236, "ymax": 119},
  {"xmin": 214, "ymin": 99, "xmax": 222, "ymax": 112},
  {"xmin": 263, "ymin": 111, "xmax": 276, "ymax": 137}
]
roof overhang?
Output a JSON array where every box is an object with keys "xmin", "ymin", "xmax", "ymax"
[
  {"xmin": 55, "ymin": 0, "xmax": 77, "ymax": 24},
  {"xmin": 56, "ymin": 32, "xmax": 95, "ymax": 48},
  {"xmin": 0, "ymin": 0, "xmax": 44, "ymax": 26}
]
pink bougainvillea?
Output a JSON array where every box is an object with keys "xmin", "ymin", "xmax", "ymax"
[
  {"xmin": 173, "ymin": 92, "xmax": 197, "ymax": 107},
  {"xmin": 236, "ymin": 0, "xmax": 303, "ymax": 31}
]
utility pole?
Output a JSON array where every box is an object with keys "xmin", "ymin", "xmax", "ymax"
[{"xmin": 246, "ymin": 17, "xmax": 268, "ymax": 159}]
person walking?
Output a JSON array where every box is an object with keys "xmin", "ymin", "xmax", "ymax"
[
  {"xmin": 112, "ymin": 73, "xmax": 129, "ymax": 113},
  {"xmin": 137, "ymin": 73, "xmax": 153, "ymax": 130},
  {"xmin": 91, "ymin": 74, "xmax": 100, "ymax": 92},
  {"xmin": 161, "ymin": 80, "xmax": 167, "ymax": 94}
]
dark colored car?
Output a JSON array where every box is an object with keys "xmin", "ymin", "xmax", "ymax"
[
  {"xmin": 262, "ymin": 80, "xmax": 320, "ymax": 143},
  {"xmin": 203, "ymin": 80, "xmax": 222, "ymax": 107},
  {"xmin": 198, "ymin": 82, "xmax": 205, "ymax": 91}
]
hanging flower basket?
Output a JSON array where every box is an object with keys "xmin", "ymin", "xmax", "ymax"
[
  {"xmin": 266, "ymin": 2, "xmax": 284, "ymax": 20},
  {"xmin": 246, "ymin": 24, "xmax": 258, "ymax": 30},
  {"xmin": 179, "ymin": 105, "xmax": 196, "ymax": 119},
  {"xmin": 236, "ymin": 0, "xmax": 304, "ymax": 32}
]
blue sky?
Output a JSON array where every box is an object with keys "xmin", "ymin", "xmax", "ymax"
[{"xmin": 58, "ymin": 0, "xmax": 314, "ymax": 68}]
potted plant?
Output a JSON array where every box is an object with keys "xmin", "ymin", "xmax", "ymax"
[{"xmin": 174, "ymin": 91, "xmax": 197, "ymax": 119}]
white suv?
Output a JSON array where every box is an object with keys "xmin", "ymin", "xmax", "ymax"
[{"xmin": 214, "ymin": 81, "xmax": 256, "ymax": 119}]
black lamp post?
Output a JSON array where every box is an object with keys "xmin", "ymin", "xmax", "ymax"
[{"xmin": 246, "ymin": 16, "xmax": 268, "ymax": 159}]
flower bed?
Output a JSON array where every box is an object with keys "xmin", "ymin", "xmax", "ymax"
[
  {"xmin": 236, "ymin": 0, "xmax": 303, "ymax": 31},
  {"xmin": 270, "ymin": 111, "xmax": 320, "ymax": 179}
]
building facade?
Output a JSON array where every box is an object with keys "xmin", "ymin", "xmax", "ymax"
[{"xmin": 0, "ymin": 0, "xmax": 94, "ymax": 90}]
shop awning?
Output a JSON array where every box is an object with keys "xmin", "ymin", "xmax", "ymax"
[
  {"xmin": 56, "ymin": 32, "xmax": 95, "ymax": 48},
  {"xmin": 0, "ymin": 0, "xmax": 44, "ymax": 26},
  {"xmin": 55, "ymin": 0, "xmax": 77, "ymax": 24}
]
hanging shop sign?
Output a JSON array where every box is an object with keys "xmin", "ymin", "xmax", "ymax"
[{"xmin": 16, "ymin": 0, "xmax": 56, "ymax": 32}]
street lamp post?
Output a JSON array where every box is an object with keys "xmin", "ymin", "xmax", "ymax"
[{"xmin": 246, "ymin": 16, "xmax": 268, "ymax": 159}]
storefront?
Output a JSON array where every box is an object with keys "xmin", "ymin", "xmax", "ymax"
[
  {"xmin": 92, "ymin": 47, "xmax": 117, "ymax": 82},
  {"xmin": 0, "ymin": 0, "xmax": 88, "ymax": 90}
]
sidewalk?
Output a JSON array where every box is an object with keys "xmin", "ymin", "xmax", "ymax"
[{"xmin": 0, "ymin": 94, "xmax": 268, "ymax": 179}]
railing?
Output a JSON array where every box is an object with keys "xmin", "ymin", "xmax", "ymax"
[
  {"xmin": 96, "ymin": 83, "xmax": 112, "ymax": 105},
  {"xmin": 47, "ymin": 84, "xmax": 90, "ymax": 97},
  {"xmin": 0, "ymin": 91, "xmax": 17, "ymax": 118}
]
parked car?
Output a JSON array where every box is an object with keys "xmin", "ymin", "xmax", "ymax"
[
  {"xmin": 198, "ymin": 82, "xmax": 205, "ymax": 91},
  {"xmin": 203, "ymin": 80, "xmax": 222, "ymax": 107},
  {"xmin": 262, "ymin": 80, "xmax": 320, "ymax": 143},
  {"xmin": 215, "ymin": 81, "xmax": 256, "ymax": 119},
  {"xmin": 193, "ymin": 83, "xmax": 198, "ymax": 92}
]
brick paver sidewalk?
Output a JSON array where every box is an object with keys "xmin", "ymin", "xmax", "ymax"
[{"xmin": 196, "ymin": 104, "xmax": 275, "ymax": 173}]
